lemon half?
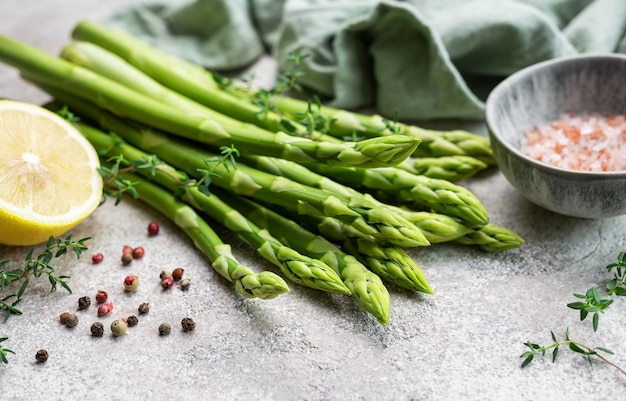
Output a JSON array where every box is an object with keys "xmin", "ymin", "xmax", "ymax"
[{"xmin": 0, "ymin": 100, "xmax": 103, "ymax": 246}]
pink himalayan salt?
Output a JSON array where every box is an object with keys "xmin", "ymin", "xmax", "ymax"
[{"xmin": 520, "ymin": 113, "xmax": 626, "ymax": 172}]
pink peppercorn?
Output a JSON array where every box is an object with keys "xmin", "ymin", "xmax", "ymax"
[
  {"xmin": 95, "ymin": 289, "xmax": 108, "ymax": 304},
  {"xmin": 132, "ymin": 246, "xmax": 145, "ymax": 259},
  {"xmin": 97, "ymin": 302, "xmax": 114, "ymax": 316},
  {"xmin": 92, "ymin": 253, "xmax": 104, "ymax": 264},
  {"xmin": 147, "ymin": 222, "xmax": 160, "ymax": 236},
  {"xmin": 161, "ymin": 276, "xmax": 174, "ymax": 290}
]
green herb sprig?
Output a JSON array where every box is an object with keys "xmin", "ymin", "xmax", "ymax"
[
  {"xmin": 567, "ymin": 251, "xmax": 626, "ymax": 331},
  {"xmin": 521, "ymin": 327, "xmax": 624, "ymax": 376},
  {"xmin": 0, "ymin": 337, "xmax": 14, "ymax": 364},
  {"xmin": 98, "ymin": 144, "xmax": 239, "ymax": 203},
  {"xmin": 0, "ymin": 234, "xmax": 89, "ymax": 322},
  {"xmin": 521, "ymin": 251, "xmax": 626, "ymax": 377}
]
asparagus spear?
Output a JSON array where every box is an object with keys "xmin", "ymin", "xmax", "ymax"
[
  {"xmin": 70, "ymin": 20, "xmax": 289, "ymax": 135},
  {"xmin": 397, "ymin": 156, "xmax": 488, "ymax": 182},
  {"xmin": 285, "ymin": 212, "xmax": 433, "ymax": 293},
  {"xmin": 242, "ymin": 155, "xmax": 431, "ymax": 246},
  {"xmin": 59, "ymin": 40, "xmax": 329, "ymax": 143},
  {"xmin": 77, "ymin": 122, "xmax": 351, "ymax": 295},
  {"xmin": 68, "ymin": 21, "xmax": 494, "ymax": 168},
  {"xmin": 0, "ymin": 34, "xmax": 418, "ymax": 168},
  {"xmin": 214, "ymin": 190, "xmax": 391, "ymax": 325},
  {"xmin": 265, "ymin": 96, "xmax": 496, "ymax": 165},
  {"xmin": 111, "ymin": 171, "xmax": 289, "ymax": 300},
  {"xmin": 36, "ymin": 85, "xmax": 427, "ymax": 248},
  {"xmin": 342, "ymin": 236, "xmax": 433, "ymax": 294},
  {"xmin": 453, "ymin": 224, "xmax": 525, "ymax": 252},
  {"xmin": 305, "ymin": 163, "xmax": 489, "ymax": 228}
]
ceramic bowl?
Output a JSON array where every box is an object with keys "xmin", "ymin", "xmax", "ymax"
[{"xmin": 485, "ymin": 54, "xmax": 626, "ymax": 219}]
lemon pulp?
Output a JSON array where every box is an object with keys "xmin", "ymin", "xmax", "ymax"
[{"xmin": 0, "ymin": 100, "xmax": 103, "ymax": 246}]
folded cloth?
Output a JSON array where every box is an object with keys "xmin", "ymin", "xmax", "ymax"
[{"xmin": 105, "ymin": 0, "xmax": 626, "ymax": 121}]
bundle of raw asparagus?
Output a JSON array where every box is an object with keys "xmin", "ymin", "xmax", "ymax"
[{"xmin": 0, "ymin": 21, "xmax": 523, "ymax": 324}]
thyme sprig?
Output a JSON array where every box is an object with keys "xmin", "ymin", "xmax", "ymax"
[
  {"xmin": 295, "ymin": 97, "xmax": 336, "ymax": 137},
  {"xmin": 567, "ymin": 251, "xmax": 626, "ymax": 331},
  {"xmin": 0, "ymin": 337, "xmax": 14, "ymax": 364},
  {"xmin": 521, "ymin": 328, "xmax": 625, "ymax": 376},
  {"xmin": 213, "ymin": 51, "xmax": 309, "ymax": 130},
  {"xmin": 521, "ymin": 251, "xmax": 626, "ymax": 377},
  {"xmin": 0, "ymin": 234, "xmax": 89, "ymax": 322},
  {"xmin": 98, "ymin": 144, "xmax": 239, "ymax": 203}
]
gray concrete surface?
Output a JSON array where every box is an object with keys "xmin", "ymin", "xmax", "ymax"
[{"xmin": 1, "ymin": 1, "xmax": 625, "ymax": 400}]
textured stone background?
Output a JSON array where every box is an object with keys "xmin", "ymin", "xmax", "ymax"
[{"xmin": 1, "ymin": 1, "xmax": 625, "ymax": 400}]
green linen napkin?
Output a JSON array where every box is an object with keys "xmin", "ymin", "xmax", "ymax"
[{"xmin": 105, "ymin": 0, "xmax": 626, "ymax": 121}]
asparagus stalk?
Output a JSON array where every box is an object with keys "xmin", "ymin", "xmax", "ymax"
[
  {"xmin": 453, "ymin": 224, "xmax": 525, "ymax": 252},
  {"xmin": 397, "ymin": 156, "xmax": 488, "ymax": 182},
  {"xmin": 305, "ymin": 163, "xmax": 489, "ymax": 228},
  {"xmin": 111, "ymin": 171, "xmax": 289, "ymax": 300},
  {"xmin": 342, "ymin": 236, "xmax": 433, "ymax": 294},
  {"xmin": 285, "ymin": 212, "xmax": 433, "ymax": 293},
  {"xmin": 0, "ymin": 34, "xmax": 418, "ymax": 168},
  {"xmin": 68, "ymin": 21, "xmax": 495, "ymax": 168},
  {"xmin": 59, "ymin": 40, "xmax": 331, "ymax": 143},
  {"xmin": 214, "ymin": 190, "xmax": 391, "ymax": 325},
  {"xmin": 70, "ymin": 20, "xmax": 289, "ymax": 135},
  {"xmin": 242, "ymin": 155, "xmax": 430, "ymax": 246},
  {"xmin": 37, "ymin": 85, "xmax": 427, "ymax": 248},
  {"xmin": 265, "ymin": 96, "xmax": 496, "ymax": 165},
  {"xmin": 77, "ymin": 122, "xmax": 351, "ymax": 295}
]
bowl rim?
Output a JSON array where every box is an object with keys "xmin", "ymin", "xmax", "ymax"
[{"xmin": 485, "ymin": 53, "xmax": 626, "ymax": 178}]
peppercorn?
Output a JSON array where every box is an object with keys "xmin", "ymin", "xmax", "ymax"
[
  {"xmin": 35, "ymin": 349, "xmax": 48, "ymax": 363},
  {"xmin": 123, "ymin": 275, "xmax": 139, "ymax": 292},
  {"xmin": 126, "ymin": 315, "xmax": 139, "ymax": 327},
  {"xmin": 181, "ymin": 317, "xmax": 196, "ymax": 332},
  {"xmin": 95, "ymin": 289, "xmax": 108, "ymax": 304},
  {"xmin": 111, "ymin": 319, "xmax": 128, "ymax": 337},
  {"xmin": 159, "ymin": 270, "xmax": 172, "ymax": 280},
  {"xmin": 158, "ymin": 323, "xmax": 171, "ymax": 336},
  {"xmin": 91, "ymin": 252, "xmax": 104, "ymax": 264},
  {"xmin": 77, "ymin": 296, "xmax": 91, "ymax": 311},
  {"xmin": 65, "ymin": 313, "xmax": 79, "ymax": 328},
  {"xmin": 172, "ymin": 267, "xmax": 184, "ymax": 281},
  {"xmin": 97, "ymin": 302, "xmax": 114, "ymax": 316},
  {"xmin": 138, "ymin": 302, "xmax": 150, "ymax": 314},
  {"xmin": 179, "ymin": 279, "xmax": 191, "ymax": 291},
  {"xmin": 147, "ymin": 221, "xmax": 160, "ymax": 236},
  {"xmin": 121, "ymin": 245, "xmax": 133, "ymax": 265},
  {"xmin": 59, "ymin": 311, "xmax": 70, "ymax": 325},
  {"xmin": 90, "ymin": 322, "xmax": 104, "ymax": 337},
  {"xmin": 131, "ymin": 246, "xmax": 145, "ymax": 259},
  {"xmin": 161, "ymin": 276, "xmax": 174, "ymax": 290}
]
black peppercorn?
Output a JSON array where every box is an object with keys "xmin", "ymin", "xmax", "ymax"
[
  {"xmin": 77, "ymin": 296, "xmax": 91, "ymax": 311},
  {"xmin": 158, "ymin": 323, "xmax": 171, "ymax": 336},
  {"xmin": 138, "ymin": 302, "xmax": 150, "ymax": 314},
  {"xmin": 35, "ymin": 349, "xmax": 48, "ymax": 363},
  {"xmin": 90, "ymin": 322, "xmax": 104, "ymax": 337},
  {"xmin": 181, "ymin": 317, "xmax": 196, "ymax": 332},
  {"xmin": 126, "ymin": 315, "xmax": 139, "ymax": 327}
]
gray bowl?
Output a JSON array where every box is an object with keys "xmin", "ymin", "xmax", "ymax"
[{"xmin": 485, "ymin": 54, "xmax": 626, "ymax": 219}]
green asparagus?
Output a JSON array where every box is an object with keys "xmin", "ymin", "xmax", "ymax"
[
  {"xmin": 78, "ymin": 122, "xmax": 351, "ymax": 295},
  {"xmin": 112, "ymin": 171, "xmax": 289, "ymax": 299},
  {"xmin": 305, "ymin": 163, "xmax": 489, "ymax": 228},
  {"xmin": 214, "ymin": 190, "xmax": 391, "ymax": 324},
  {"xmin": 397, "ymin": 156, "xmax": 488, "ymax": 182},
  {"xmin": 0, "ymin": 34, "xmax": 418, "ymax": 168},
  {"xmin": 453, "ymin": 224, "xmax": 525, "ymax": 252},
  {"xmin": 285, "ymin": 212, "xmax": 433, "ymax": 294},
  {"xmin": 255, "ymin": 95, "xmax": 496, "ymax": 165},
  {"xmin": 37, "ymin": 85, "xmax": 428, "ymax": 248}
]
